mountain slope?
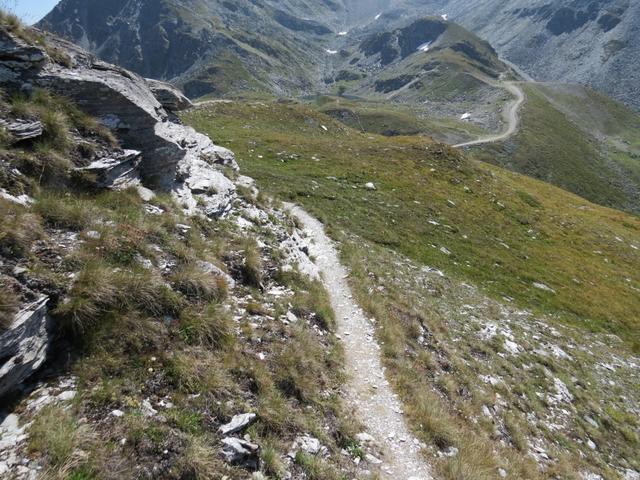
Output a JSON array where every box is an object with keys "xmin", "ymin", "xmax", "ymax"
[
  {"xmin": 39, "ymin": 0, "xmax": 346, "ymax": 97},
  {"xmin": 333, "ymin": 0, "xmax": 640, "ymax": 112},
  {"xmin": 184, "ymin": 98, "xmax": 640, "ymax": 479},
  {"xmin": 471, "ymin": 82, "xmax": 640, "ymax": 214}
]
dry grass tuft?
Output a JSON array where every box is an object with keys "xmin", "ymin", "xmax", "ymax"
[
  {"xmin": 0, "ymin": 199, "xmax": 42, "ymax": 258},
  {"xmin": 0, "ymin": 282, "xmax": 19, "ymax": 330},
  {"xmin": 241, "ymin": 240, "xmax": 263, "ymax": 288},
  {"xmin": 28, "ymin": 404, "xmax": 95, "ymax": 470},
  {"xmin": 171, "ymin": 265, "xmax": 228, "ymax": 303}
]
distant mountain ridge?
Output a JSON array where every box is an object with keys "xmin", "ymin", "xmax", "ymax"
[
  {"xmin": 39, "ymin": 0, "xmax": 640, "ymax": 110},
  {"xmin": 38, "ymin": 0, "xmax": 347, "ymax": 97},
  {"xmin": 342, "ymin": 0, "xmax": 640, "ymax": 111}
]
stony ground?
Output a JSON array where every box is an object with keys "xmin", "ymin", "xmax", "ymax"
[{"xmin": 289, "ymin": 204, "xmax": 432, "ymax": 480}]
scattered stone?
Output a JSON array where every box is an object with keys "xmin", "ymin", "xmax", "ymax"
[
  {"xmin": 218, "ymin": 413, "xmax": 257, "ymax": 436},
  {"xmin": 444, "ymin": 446, "xmax": 459, "ymax": 457},
  {"xmin": 111, "ymin": 410, "xmax": 125, "ymax": 418},
  {"xmin": 56, "ymin": 390, "xmax": 76, "ymax": 401},
  {"xmin": 0, "ymin": 118, "xmax": 43, "ymax": 142},
  {"xmin": 141, "ymin": 398, "xmax": 157, "ymax": 417},
  {"xmin": 137, "ymin": 185, "xmax": 155, "ymax": 202},
  {"xmin": 288, "ymin": 435, "xmax": 327, "ymax": 458},
  {"xmin": 356, "ymin": 432, "xmax": 376, "ymax": 444},
  {"xmin": 221, "ymin": 437, "xmax": 259, "ymax": 469},
  {"xmin": 533, "ymin": 282, "xmax": 556, "ymax": 294},
  {"xmin": 365, "ymin": 453, "xmax": 383, "ymax": 465},
  {"xmin": 584, "ymin": 416, "xmax": 598, "ymax": 428}
]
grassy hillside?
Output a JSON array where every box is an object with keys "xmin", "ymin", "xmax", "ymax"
[
  {"xmin": 0, "ymin": 86, "xmax": 366, "ymax": 479},
  {"xmin": 185, "ymin": 100, "xmax": 640, "ymax": 479},
  {"xmin": 313, "ymin": 95, "xmax": 485, "ymax": 143},
  {"xmin": 472, "ymin": 83, "xmax": 640, "ymax": 214},
  {"xmin": 185, "ymin": 101, "xmax": 640, "ymax": 351}
]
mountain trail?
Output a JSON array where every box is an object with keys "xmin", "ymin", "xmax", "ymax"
[
  {"xmin": 454, "ymin": 75, "xmax": 526, "ymax": 148},
  {"xmin": 287, "ymin": 204, "xmax": 432, "ymax": 480}
]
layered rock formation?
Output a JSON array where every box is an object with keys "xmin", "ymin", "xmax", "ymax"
[
  {"xmin": 0, "ymin": 297, "xmax": 51, "ymax": 398},
  {"xmin": 2, "ymin": 26, "xmax": 237, "ymax": 210},
  {"xmin": 0, "ymin": 24, "xmax": 242, "ymax": 395}
]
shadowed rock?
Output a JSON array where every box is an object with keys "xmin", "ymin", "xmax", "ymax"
[
  {"xmin": 0, "ymin": 297, "xmax": 52, "ymax": 398},
  {"xmin": 146, "ymin": 78, "xmax": 192, "ymax": 111},
  {"xmin": 74, "ymin": 149, "xmax": 142, "ymax": 189}
]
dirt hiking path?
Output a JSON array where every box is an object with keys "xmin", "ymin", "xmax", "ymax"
[
  {"xmin": 287, "ymin": 204, "xmax": 432, "ymax": 480},
  {"xmin": 454, "ymin": 79, "xmax": 526, "ymax": 148}
]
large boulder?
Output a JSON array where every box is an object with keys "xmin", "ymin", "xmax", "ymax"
[
  {"xmin": 146, "ymin": 78, "xmax": 193, "ymax": 111},
  {"xmin": 0, "ymin": 297, "xmax": 52, "ymax": 398}
]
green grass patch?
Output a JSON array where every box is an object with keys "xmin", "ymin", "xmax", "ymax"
[{"xmin": 184, "ymin": 101, "xmax": 640, "ymax": 351}]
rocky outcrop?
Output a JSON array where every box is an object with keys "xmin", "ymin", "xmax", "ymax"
[
  {"xmin": 146, "ymin": 78, "xmax": 192, "ymax": 111},
  {"xmin": 0, "ymin": 25, "xmax": 237, "ymax": 218},
  {"xmin": 0, "ymin": 297, "xmax": 52, "ymax": 398},
  {"xmin": 0, "ymin": 27, "xmax": 46, "ymax": 85},
  {"xmin": 74, "ymin": 149, "xmax": 142, "ymax": 189},
  {"xmin": 0, "ymin": 25, "xmax": 243, "ymax": 396}
]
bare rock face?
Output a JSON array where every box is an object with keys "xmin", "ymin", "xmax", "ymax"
[
  {"xmin": 0, "ymin": 28, "xmax": 46, "ymax": 85},
  {"xmin": 0, "ymin": 297, "xmax": 52, "ymax": 398},
  {"xmin": 0, "ymin": 25, "xmax": 238, "ymax": 218}
]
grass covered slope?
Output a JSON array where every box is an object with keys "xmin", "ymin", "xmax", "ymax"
[
  {"xmin": 313, "ymin": 95, "xmax": 486, "ymax": 144},
  {"xmin": 185, "ymin": 101, "xmax": 640, "ymax": 351},
  {"xmin": 185, "ymin": 99, "xmax": 640, "ymax": 479},
  {"xmin": 0, "ymin": 86, "xmax": 371, "ymax": 479},
  {"xmin": 472, "ymin": 83, "xmax": 640, "ymax": 215}
]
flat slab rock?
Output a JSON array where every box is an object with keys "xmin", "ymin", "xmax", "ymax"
[
  {"xmin": 0, "ymin": 296, "xmax": 52, "ymax": 398},
  {"xmin": 0, "ymin": 118, "xmax": 43, "ymax": 142},
  {"xmin": 75, "ymin": 149, "xmax": 142, "ymax": 189}
]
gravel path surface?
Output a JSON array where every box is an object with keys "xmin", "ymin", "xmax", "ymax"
[
  {"xmin": 287, "ymin": 204, "xmax": 432, "ymax": 480},
  {"xmin": 453, "ymin": 80, "xmax": 526, "ymax": 148}
]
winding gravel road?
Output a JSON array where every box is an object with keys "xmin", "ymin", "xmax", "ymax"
[
  {"xmin": 287, "ymin": 204, "xmax": 432, "ymax": 480},
  {"xmin": 453, "ymin": 81, "xmax": 525, "ymax": 148}
]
